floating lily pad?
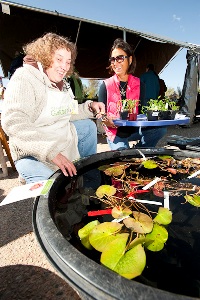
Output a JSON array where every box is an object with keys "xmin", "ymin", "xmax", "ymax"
[
  {"xmin": 98, "ymin": 165, "xmax": 111, "ymax": 171},
  {"xmin": 145, "ymin": 223, "xmax": 168, "ymax": 251},
  {"xmin": 101, "ymin": 235, "xmax": 146, "ymax": 279},
  {"xmin": 184, "ymin": 194, "xmax": 200, "ymax": 207},
  {"xmin": 153, "ymin": 207, "xmax": 172, "ymax": 225},
  {"xmin": 100, "ymin": 233, "xmax": 129, "ymax": 269},
  {"xmin": 89, "ymin": 222, "xmax": 123, "ymax": 252},
  {"xmin": 104, "ymin": 165, "xmax": 125, "ymax": 176},
  {"xmin": 128, "ymin": 236, "xmax": 153, "ymax": 249},
  {"xmin": 114, "ymin": 244, "xmax": 146, "ymax": 279},
  {"xmin": 142, "ymin": 160, "xmax": 158, "ymax": 169},
  {"xmin": 112, "ymin": 206, "xmax": 132, "ymax": 219},
  {"xmin": 78, "ymin": 220, "xmax": 100, "ymax": 250},
  {"xmin": 96, "ymin": 185, "xmax": 116, "ymax": 198},
  {"xmin": 158, "ymin": 155, "xmax": 173, "ymax": 160},
  {"xmin": 123, "ymin": 211, "xmax": 153, "ymax": 234}
]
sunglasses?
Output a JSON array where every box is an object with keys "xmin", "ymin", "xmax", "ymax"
[{"xmin": 109, "ymin": 55, "xmax": 129, "ymax": 64}]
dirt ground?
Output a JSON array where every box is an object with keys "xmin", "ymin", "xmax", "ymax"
[{"xmin": 1, "ymin": 123, "xmax": 200, "ymax": 299}]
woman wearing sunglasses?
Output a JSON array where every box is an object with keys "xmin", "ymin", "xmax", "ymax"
[{"xmin": 98, "ymin": 38, "xmax": 167, "ymax": 150}]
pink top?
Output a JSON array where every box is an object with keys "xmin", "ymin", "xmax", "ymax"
[{"xmin": 104, "ymin": 74, "xmax": 140, "ymax": 141}]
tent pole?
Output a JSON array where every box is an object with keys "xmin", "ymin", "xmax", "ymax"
[
  {"xmin": 123, "ymin": 30, "xmax": 126, "ymax": 41},
  {"xmin": 133, "ymin": 39, "xmax": 142, "ymax": 53},
  {"xmin": 75, "ymin": 21, "xmax": 82, "ymax": 45}
]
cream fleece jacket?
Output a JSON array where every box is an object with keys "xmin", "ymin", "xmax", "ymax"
[{"xmin": 1, "ymin": 65, "xmax": 94, "ymax": 171}]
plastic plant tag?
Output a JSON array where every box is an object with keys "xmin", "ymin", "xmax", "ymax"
[
  {"xmin": 175, "ymin": 113, "xmax": 186, "ymax": 119},
  {"xmin": 134, "ymin": 199, "xmax": 162, "ymax": 206},
  {"xmin": 187, "ymin": 170, "xmax": 200, "ymax": 179},
  {"xmin": 112, "ymin": 216, "xmax": 130, "ymax": 223},
  {"xmin": 152, "ymin": 111, "xmax": 159, "ymax": 116},
  {"xmin": 164, "ymin": 191, "xmax": 170, "ymax": 209},
  {"xmin": 40, "ymin": 179, "xmax": 54, "ymax": 195},
  {"xmin": 142, "ymin": 177, "xmax": 161, "ymax": 190}
]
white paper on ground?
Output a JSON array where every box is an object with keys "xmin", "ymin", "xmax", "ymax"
[{"xmin": 0, "ymin": 179, "xmax": 55, "ymax": 206}]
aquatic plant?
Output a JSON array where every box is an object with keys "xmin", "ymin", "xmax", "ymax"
[{"xmin": 78, "ymin": 155, "xmax": 200, "ymax": 279}]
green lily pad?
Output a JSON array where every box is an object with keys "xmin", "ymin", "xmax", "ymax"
[
  {"xmin": 101, "ymin": 235, "xmax": 146, "ymax": 279},
  {"xmin": 98, "ymin": 165, "xmax": 111, "ymax": 171},
  {"xmin": 101, "ymin": 233, "xmax": 129, "ymax": 269},
  {"xmin": 128, "ymin": 236, "xmax": 153, "ymax": 249},
  {"xmin": 104, "ymin": 165, "xmax": 125, "ymax": 176},
  {"xmin": 184, "ymin": 194, "xmax": 200, "ymax": 207},
  {"xmin": 114, "ymin": 244, "xmax": 146, "ymax": 279},
  {"xmin": 145, "ymin": 223, "xmax": 168, "ymax": 251},
  {"xmin": 153, "ymin": 207, "xmax": 172, "ymax": 225},
  {"xmin": 128, "ymin": 236, "xmax": 146, "ymax": 248},
  {"xmin": 89, "ymin": 222, "xmax": 123, "ymax": 252},
  {"xmin": 142, "ymin": 160, "xmax": 158, "ymax": 169},
  {"xmin": 123, "ymin": 211, "xmax": 153, "ymax": 234},
  {"xmin": 112, "ymin": 206, "xmax": 132, "ymax": 219},
  {"xmin": 158, "ymin": 155, "xmax": 172, "ymax": 160},
  {"xmin": 104, "ymin": 163, "xmax": 127, "ymax": 177},
  {"xmin": 96, "ymin": 185, "xmax": 116, "ymax": 198},
  {"xmin": 78, "ymin": 220, "xmax": 100, "ymax": 250}
]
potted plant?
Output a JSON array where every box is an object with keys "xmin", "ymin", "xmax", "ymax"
[
  {"xmin": 165, "ymin": 98, "xmax": 180, "ymax": 119},
  {"xmin": 117, "ymin": 99, "xmax": 139, "ymax": 120},
  {"xmin": 141, "ymin": 97, "xmax": 179, "ymax": 120}
]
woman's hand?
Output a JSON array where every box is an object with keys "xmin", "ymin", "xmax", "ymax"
[
  {"xmin": 52, "ymin": 153, "xmax": 77, "ymax": 177},
  {"xmin": 89, "ymin": 101, "xmax": 105, "ymax": 119},
  {"xmin": 102, "ymin": 117, "xmax": 117, "ymax": 128}
]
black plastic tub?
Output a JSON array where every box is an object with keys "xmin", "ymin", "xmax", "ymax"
[{"xmin": 32, "ymin": 148, "xmax": 200, "ymax": 300}]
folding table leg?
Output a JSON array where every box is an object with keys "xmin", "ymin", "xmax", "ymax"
[
  {"xmin": 0, "ymin": 140, "xmax": 8, "ymax": 177},
  {"xmin": 0, "ymin": 127, "xmax": 16, "ymax": 171}
]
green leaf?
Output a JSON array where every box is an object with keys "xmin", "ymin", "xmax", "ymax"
[
  {"xmin": 89, "ymin": 222, "xmax": 123, "ymax": 252},
  {"xmin": 112, "ymin": 206, "xmax": 132, "ymax": 219},
  {"xmin": 96, "ymin": 185, "xmax": 116, "ymax": 198},
  {"xmin": 184, "ymin": 194, "xmax": 200, "ymax": 207},
  {"xmin": 123, "ymin": 211, "xmax": 153, "ymax": 234},
  {"xmin": 153, "ymin": 207, "xmax": 172, "ymax": 225},
  {"xmin": 98, "ymin": 165, "xmax": 111, "ymax": 171},
  {"xmin": 128, "ymin": 236, "xmax": 149, "ymax": 249},
  {"xmin": 158, "ymin": 155, "xmax": 172, "ymax": 160},
  {"xmin": 101, "ymin": 233, "xmax": 129, "ymax": 269},
  {"xmin": 78, "ymin": 220, "xmax": 100, "ymax": 250},
  {"xmin": 104, "ymin": 165, "xmax": 125, "ymax": 176},
  {"xmin": 142, "ymin": 160, "xmax": 158, "ymax": 169},
  {"xmin": 114, "ymin": 244, "xmax": 146, "ymax": 279},
  {"xmin": 145, "ymin": 223, "xmax": 168, "ymax": 252}
]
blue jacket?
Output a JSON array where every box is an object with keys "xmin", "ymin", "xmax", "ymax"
[{"xmin": 140, "ymin": 70, "xmax": 160, "ymax": 106}]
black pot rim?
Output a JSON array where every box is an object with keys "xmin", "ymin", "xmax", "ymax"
[{"xmin": 32, "ymin": 148, "xmax": 200, "ymax": 300}]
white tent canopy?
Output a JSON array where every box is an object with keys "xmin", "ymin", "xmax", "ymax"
[{"xmin": 0, "ymin": 0, "xmax": 199, "ymax": 79}]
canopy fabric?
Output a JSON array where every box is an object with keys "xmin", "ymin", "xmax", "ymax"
[
  {"xmin": 180, "ymin": 50, "xmax": 200, "ymax": 121},
  {"xmin": 0, "ymin": 1, "xmax": 199, "ymax": 79}
]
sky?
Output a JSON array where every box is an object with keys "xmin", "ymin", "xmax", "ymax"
[{"xmin": 1, "ymin": 0, "xmax": 200, "ymax": 91}]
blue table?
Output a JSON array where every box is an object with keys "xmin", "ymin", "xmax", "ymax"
[{"xmin": 113, "ymin": 117, "xmax": 190, "ymax": 127}]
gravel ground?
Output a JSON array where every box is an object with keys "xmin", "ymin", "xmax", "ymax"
[{"xmin": 1, "ymin": 122, "xmax": 200, "ymax": 299}]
